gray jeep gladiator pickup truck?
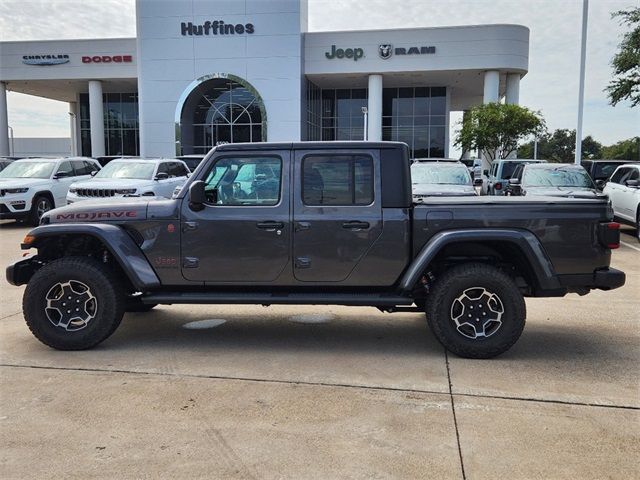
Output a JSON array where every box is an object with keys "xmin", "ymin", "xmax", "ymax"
[{"xmin": 7, "ymin": 142, "xmax": 625, "ymax": 358}]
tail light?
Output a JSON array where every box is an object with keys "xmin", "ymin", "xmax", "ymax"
[
  {"xmin": 494, "ymin": 182, "xmax": 502, "ymax": 190},
  {"xmin": 598, "ymin": 222, "xmax": 620, "ymax": 249}
]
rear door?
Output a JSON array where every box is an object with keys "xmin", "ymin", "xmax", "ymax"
[
  {"xmin": 605, "ymin": 167, "xmax": 629, "ymax": 220},
  {"xmin": 292, "ymin": 149, "xmax": 382, "ymax": 282},
  {"xmin": 180, "ymin": 150, "xmax": 290, "ymax": 283}
]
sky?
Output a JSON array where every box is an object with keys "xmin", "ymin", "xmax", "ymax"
[{"xmin": 1, "ymin": 0, "xmax": 639, "ymax": 156}]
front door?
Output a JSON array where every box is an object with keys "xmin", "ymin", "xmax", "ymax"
[
  {"xmin": 292, "ymin": 149, "xmax": 382, "ymax": 282},
  {"xmin": 180, "ymin": 151, "xmax": 290, "ymax": 283}
]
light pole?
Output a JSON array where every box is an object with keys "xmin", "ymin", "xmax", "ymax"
[
  {"xmin": 361, "ymin": 106, "xmax": 368, "ymax": 141},
  {"xmin": 575, "ymin": 0, "xmax": 589, "ymax": 165},
  {"xmin": 533, "ymin": 136, "xmax": 538, "ymax": 160}
]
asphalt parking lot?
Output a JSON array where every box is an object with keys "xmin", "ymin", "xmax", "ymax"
[{"xmin": 0, "ymin": 220, "xmax": 638, "ymax": 479}]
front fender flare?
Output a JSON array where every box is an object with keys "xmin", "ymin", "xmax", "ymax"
[
  {"xmin": 398, "ymin": 229, "xmax": 561, "ymax": 294},
  {"xmin": 22, "ymin": 223, "xmax": 160, "ymax": 291}
]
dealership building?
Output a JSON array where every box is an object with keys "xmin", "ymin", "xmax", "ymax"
[{"xmin": 0, "ymin": 0, "xmax": 529, "ymax": 159}]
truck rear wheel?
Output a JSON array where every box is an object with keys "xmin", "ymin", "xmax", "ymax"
[
  {"xmin": 426, "ymin": 263, "xmax": 526, "ymax": 359},
  {"xmin": 23, "ymin": 257, "xmax": 125, "ymax": 350}
]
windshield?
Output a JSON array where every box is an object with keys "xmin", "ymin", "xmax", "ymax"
[
  {"xmin": 592, "ymin": 163, "xmax": 625, "ymax": 180},
  {"xmin": 523, "ymin": 167, "xmax": 594, "ymax": 188},
  {"xmin": 411, "ymin": 163, "xmax": 471, "ymax": 185},
  {"xmin": 0, "ymin": 161, "xmax": 56, "ymax": 179},
  {"xmin": 95, "ymin": 161, "xmax": 156, "ymax": 180}
]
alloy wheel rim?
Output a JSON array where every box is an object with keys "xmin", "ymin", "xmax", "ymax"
[
  {"xmin": 36, "ymin": 199, "xmax": 51, "ymax": 219},
  {"xmin": 450, "ymin": 287, "xmax": 504, "ymax": 339},
  {"xmin": 45, "ymin": 280, "xmax": 98, "ymax": 331}
]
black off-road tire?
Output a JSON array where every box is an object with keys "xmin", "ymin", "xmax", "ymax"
[
  {"xmin": 426, "ymin": 263, "xmax": 526, "ymax": 359},
  {"xmin": 23, "ymin": 257, "xmax": 125, "ymax": 350},
  {"xmin": 29, "ymin": 195, "xmax": 53, "ymax": 226}
]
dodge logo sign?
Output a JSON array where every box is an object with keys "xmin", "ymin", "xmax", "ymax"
[
  {"xmin": 82, "ymin": 55, "xmax": 133, "ymax": 64},
  {"xmin": 378, "ymin": 44, "xmax": 393, "ymax": 60}
]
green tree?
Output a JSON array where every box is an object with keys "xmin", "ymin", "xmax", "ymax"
[
  {"xmin": 455, "ymin": 103, "xmax": 546, "ymax": 161},
  {"xmin": 605, "ymin": 7, "xmax": 640, "ymax": 107},
  {"xmin": 601, "ymin": 136, "xmax": 640, "ymax": 160},
  {"xmin": 517, "ymin": 129, "xmax": 602, "ymax": 162}
]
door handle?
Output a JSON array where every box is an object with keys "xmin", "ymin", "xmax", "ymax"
[
  {"xmin": 182, "ymin": 221, "xmax": 198, "ymax": 232},
  {"xmin": 256, "ymin": 221, "xmax": 284, "ymax": 231},
  {"xmin": 342, "ymin": 221, "xmax": 370, "ymax": 230}
]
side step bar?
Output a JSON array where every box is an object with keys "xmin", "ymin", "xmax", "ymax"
[{"xmin": 141, "ymin": 292, "xmax": 414, "ymax": 307}]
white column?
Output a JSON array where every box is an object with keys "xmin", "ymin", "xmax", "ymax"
[
  {"xmin": 505, "ymin": 73, "xmax": 520, "ymax": 105},
  {"xmin": 69, "ymin": 102, "xmax": 78, "ymax": 156},
  {"xmin": 0, "ymin": 82, "xmax": 9, "ymax": 156},
  {"xmin": 367, "ymin": 74, "xmax": 383, "ymax": 142},
  {"xmin": 88, "ymin": 80, "xmax": 105, "ymax": 157},
  {"xmin": 483, "ymin": 70, "xmax": 500, "ymax": 104}
]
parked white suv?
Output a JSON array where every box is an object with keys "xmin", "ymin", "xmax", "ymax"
[
  {"xmin": 0, "ymin": 157, "xmax": 101, "ymax": 225},
  {"xmin": 603, "ymin": 163, "xmax": 640, "ymax": 240},
  {"xmin": 67, "ymin": 159, "xmax": 190, "ymax": 204}
]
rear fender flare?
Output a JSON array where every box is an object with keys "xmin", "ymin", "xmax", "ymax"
[
  {"xmin": 398, "ymin": 229, "xmax": 560, "ymax": 294},
  {"xmin": 24, "ymin": 223, "xmax": 160, "ymax": 291}
]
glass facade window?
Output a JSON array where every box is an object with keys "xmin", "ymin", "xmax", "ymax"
[
  {"xmin": 179, "ymin": 77, "xmax": 265, "ymax": 155},
  {"xmin": 305, "ymin": 80, "xmax": 322, "ymax": 141},
  {"xmin": 305, "ymin": 83, "xmax": 447, "ymax": 158},
  {"xmin": 318, "ymin": 88, "xmax": 368, "ymax": 141},
  {"xmin": 79, "ymin": 92, "xmax": 140, "ymax": 157},
  {"xmin": 382, "ymin": 86, "xmax": 447, "ymax": 158}
]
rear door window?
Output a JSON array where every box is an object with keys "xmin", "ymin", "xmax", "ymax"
[{"xmin": 302, "ymin": 155, "xmax": 373, "ymax": 206}]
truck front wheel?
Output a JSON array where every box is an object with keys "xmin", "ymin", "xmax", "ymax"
[
  {"xmin": 426, "ymin": 263, "xmax": 526, "ymax": 359},
  {"xmin": 23, "ymin": 257, "xmax": 125, "ymax": 350}
]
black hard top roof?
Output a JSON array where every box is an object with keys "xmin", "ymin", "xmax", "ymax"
[{"xmin": 215, "ymin": 141, "xmax": 407, "ymax": 152}]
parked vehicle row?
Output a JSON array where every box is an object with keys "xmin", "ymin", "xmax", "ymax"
[{"xmin": 0, "ymin": 156, "xmax": 197, "ymax": 225}]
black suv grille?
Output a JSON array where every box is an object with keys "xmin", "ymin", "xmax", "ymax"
[{"xmin": 76, "ymin": 188, "xmax": 117, "ymax": 197}]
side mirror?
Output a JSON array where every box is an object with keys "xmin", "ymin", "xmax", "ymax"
[
  {"xmin": 625, "ymin": 179, "xmax": 639, "ymax": 188},
  {"xmin": 90, "ymin": 170, "xmax": 98, "ymax": 177},
  {"xmin": 188, "ymin": 180, "xmax": 206, "ymax": 211},
  {"xmin": 483, "ymin": 170, "xmax": 489, "ymax": 176},
  {"xmin": 154, "ymin": 172, "xmax": 169, "ymax": 181},
  {"xmin": 54, "ymin": 171, "xmax": 70, "ymax": 179},
  {"xmin": 508, "ymin": 178, "xmax": 521, "ymax": 186},
  {"xmin": 595, "ymin": 179, "xmax": 605, "ymax": 189}
]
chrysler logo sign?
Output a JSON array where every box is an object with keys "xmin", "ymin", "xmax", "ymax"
[{"xmin": 22, "ymin": 54, "xmax": 69, "ymax": 65}]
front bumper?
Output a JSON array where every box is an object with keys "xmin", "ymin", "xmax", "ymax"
[
  {"xmin": 0, "ymin": 200, "xmax": 30, "ymax": 219},
  {"xmin": 6, "ymin": 255, "xmax": 42, "ymax": 286},
  {"xmin": 558, "ymin": 267, "xmax": 626, "ymax": 292}
]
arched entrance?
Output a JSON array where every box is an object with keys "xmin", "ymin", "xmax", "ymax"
[{"xmin": 175, "ymin": 74, "xmax": 267, "ymax": 155}]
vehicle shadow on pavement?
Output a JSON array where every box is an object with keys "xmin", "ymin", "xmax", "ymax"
[
  {"xmin": 106, "ymin": 309, "xmax": 441, "ymax": 356},
  {"xmin": 0, "ymin": 221, "xmax": 28, "ymax": 230}
]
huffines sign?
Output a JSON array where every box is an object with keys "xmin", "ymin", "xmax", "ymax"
[{"xmin": 180, "ymin": 20, "xmax": 255, "ymax": 36}]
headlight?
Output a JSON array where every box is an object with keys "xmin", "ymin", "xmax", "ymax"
[
  {"xmin": 115, "ymin": 188, "xmax": 137, "ymax": 194},
  {"xmin": 4, "ymin": 188, "xmax": 28, "ymax": 194},
  {"xmin": 68, "ymin": 187, "xmax": 77, "ymax": 193}
]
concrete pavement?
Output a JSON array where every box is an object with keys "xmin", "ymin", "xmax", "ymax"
[{"xmin": 0, "ymin": 221, "xmax": 638, "ymax": 479}]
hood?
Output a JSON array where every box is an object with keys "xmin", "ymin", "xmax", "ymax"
[
  {"xmin": 70, "ymin": 178, "xmax": 154, "ymax": 190},
  {"xmin": 0, "ymin": 178, "xmax": 51, "ymax": 189},
  {"xmin": 413, "ymin": 184, "xmax": 477, "ymax": 197},
  {"xmin": 524, "ymin": 187, "xmax": 603, "ymax": 199},
  {"xmin": 41, "ymin": 197, "xmax": 152, "ymax": 224}
]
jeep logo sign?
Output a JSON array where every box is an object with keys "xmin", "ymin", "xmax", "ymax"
[{"xmin": 325, "ymin": 45, "xmax": 364, "ymax": 61}]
